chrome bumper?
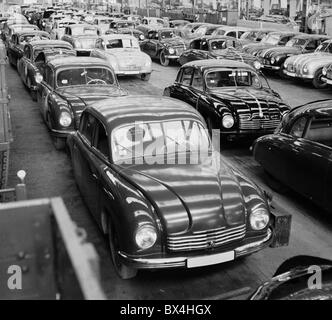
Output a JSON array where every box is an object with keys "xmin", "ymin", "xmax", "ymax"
[
  {"xmin": 118, "ymin": 228, "xmax": 273, "ymax": 270},
  {"xmin": 322, "ymin": 76, "xmax": 332, "ymax": 84},
  {"xmin": 165, "ymin": 55, "xmax": 180, "ymax": 59},
  {"xmin": 283, "ymin": 70, "xmax": 313, "ymax": 79},
  {"xmin": 263, "ymin": 64, "xmax": 280, "ymax": 70}
]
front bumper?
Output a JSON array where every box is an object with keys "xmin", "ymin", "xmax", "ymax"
[
  {"xmin": 50, "ymin": 128, "xmax": 75, "ymax": 139},
  {"xmin": 283, "ymin": 70, "xmax": 313, "ymax": 79},
  {"xmin": 116, "ymin": 68, "xmax": 151, "ymax": 76},
  {"xmin": 164, "ymin": 54, "xmax": 180, "ymax": 60},
  {"xmin": 263, "ymin": 64, "xmax": 280, "ymax": 70},
  {"xmin": 322, "ymin": 76, "xmax": 332, "ymax": 85},
  {"xmin": 118, "ymin": 228, "xmax": 273, "ymax": 270}
]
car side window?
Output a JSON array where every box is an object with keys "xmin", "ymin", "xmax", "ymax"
[
  {"xmin": 180, "ymin": 67, "xmax": 193, "ymax": 86},
  {"xmin": 289, "ymin": 116, "xmax": 308, "ymax": 137},
  {"xmin": 190, "ymin": 39, "xmax": 200, "ymax": 49},
  {"xmin": 227, "ymin": 31, "xmax": 236, "ymax": 38},
  {"xmin": 192, "ymin": 69, "xmax": 203, "ymax": 90},
  {"xmin": 200, "ymin": 40, "xmax": 208, "ymax": 51},
  {"xmin": 305, "ymin": 40, "xmax": 316, "ymax": 50},
  {"xmin": 304, "ymin": 118, "xmax": 332, "ymax": 147},
  {"xmin": 81, "ymin": 113, "xmax": 97, "ymax": 145},
  {"xmin": 94, "ymin": 120, "xmax": 109, "ymax": 158}
]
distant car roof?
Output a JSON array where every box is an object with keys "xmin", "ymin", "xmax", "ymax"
[
  {"xmin": 88, "ymin": 95, "xmax": 204, "ymax": 130},
  {"xmin": 29, "ymin": 39, "xmax": 73, "ymax": 48},
  {"xmin": 292, "ymin": 33, "xmax": 330, "ymax": 40},
  {"xmin": 182, "ymin": 59, "xmax": 256, "ymax": 71},
  {"xmin": 48, "ymin": 56, "xmax": 111, "ymax": 69},
  {"xmin": 14, "ymin": 30, "xmax": 49, "ymax": 36},
  {"xmin": 100, "ymin": 34, "xmax": 137, "ymax": 40}
]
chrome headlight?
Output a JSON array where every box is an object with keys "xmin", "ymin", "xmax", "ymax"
[
  {"xmin": 270, "ymin": 57, "xmax": 276, "ymax": 64},
  {"xmin": 322, "ymin": 67, "xmax": 327, "ymax": 76},
  {"xmin": 253, "ymin": 61, "xmax": 262, "ymax": 70},
  {"xmin": 250, "ymin": 208, "xmax": 269, "ymax": 230},
  {"xmin": 59, "ymin": 111, "xmax": 72, "ymax": 127},
  {"xmin": 302, "ymin": 64, "xmax": 308, "ymax": 73},
  {"xmin": 42, "ymin": 22, "xmax": 46, "ymax": 26},
  {"xmin": 135, "ymin": 225, "xmax": 157, "ymax": 250},
  {"xmin": 139, "ymin": 34, "xmax": 144, "ymax": 40},
  {"xmin": 222, "ymin": 114, "xmax": 234, "ymax": 129},
  {"xmin": 168, "ymin": 47, "xmax": 175, "ymax": 54}
]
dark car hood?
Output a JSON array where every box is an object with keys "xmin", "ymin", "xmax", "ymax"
[
  {"xmin": 263, "ymin": 46, "xmax": 302, "ymax": 59},
  {"xmin": 160, "ymin": 36, "xmax": 185, "ymax": 47},
  {"xmin": 116, "ymin": 153, "xmax": 246, "ymax": 235},
  {"xmin": 209, "ymin": 87, "xmax": 282, "ymax": 107},
  {"xmin": 57, "ymin": 85, "xmax": 127, "ymax": 108},
  {"xmin": 210, "ymin": 49, "xmax": 259, "ymax": 66},
  {"xmin": 244, "ymin": 44, "xmax": 280, "ymax": 54}
]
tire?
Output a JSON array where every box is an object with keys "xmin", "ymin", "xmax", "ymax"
[
  {"xmin": 0, "ymin": 150, "xmax": 9, "ymax": 189},
  {"xmin": 16, "ymin": 59, "xmax": 20, "ymax": 72},
  {"xmin": 278, "ymin": 63, "xmax": 286, "ymax": 78},
  {"xmin": 140, "ymin": 73, "xmax": 151, "ymax": 81},
  {"xmin": 26, "ymin": 77, "xmax": 36, "ymax": 101},
  {"xmin": 108, "ymin": 221, "xmax": 137, "ymax": 280},
  {"xmin": 312, "ymin": 68, "xmax": 327, "ymax": 89},
  {"xmin": 159, "ymin": 51, "xmax": 169, "ymax": 66},
  {"xmin": 53, "ymin": 137, "xmax": 66, "ymax": 150},
  {"xmin": 264, "ymin": 170, "xmax": 288, "ymax": 194}
]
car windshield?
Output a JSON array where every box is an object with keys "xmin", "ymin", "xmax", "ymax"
[
  {"xmin": 33, "ymin": 46, "xmax": 70, "ymax": 59},
  {"xmin": 286, "ymin": 37, "xmax": 306, "ymax": 47},
  {"xmin": 72, "ymin": 27, "xmax": 97, "ymax": 35},
  {"xmin": 56, "ymin": 67, "xmax": 115, "ymax": 87},
  {"xmin": 111, "ymin": 120, "xmax": 211, "ymax": 163},
  {"xmin": 210, "ymin": 40, "xmax": 227, "ymax": 50},
  {"xmin": 205, "ymin": 69, "xmax": 262, "ymax": 88},
  {"xmin": 105, "ymin": 38, "xmax": 139, "ymax": 49},
  {"xmin": 262, "ymin": 34, "xmax": 280, "ymax": 45},
  {"xmin": 159, "ymin": 31, "xmax": 175, "ymax": 39},
  {"xmin": 76, "ymin": 38, "xmax": 97, "ymax": 48},
  {"xmin": 19, "ymin": 34, "xmax": 48, "ymax": 43},
  {"xmin": 316, "ymin": 41, "xmax": 332, "ymax": 53},
  {"xmin": 117, "ymin": 22, "xmax": 135, "ymax": 28},
  {"xmin": 240, "ymin": 31, "xmax": 257, "ymax": 40}
]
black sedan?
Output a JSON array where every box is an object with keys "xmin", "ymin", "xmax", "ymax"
[
  {"xmin": 253, "ymin": 99, "xmax": 332, "ymax": 213},
  {"xmin": 259, "ymin": 34, "xmax": 330, "ymax": 76},
  {"xmin": 67, "ymin": 95, "xmax": 291, "ymax": 279},
  {"xmin": 36, "ymin": 56, "xmax": 127, "ymax": 150},
  {"xmin": 179, "ymin": 36, "xmax": 262, "ymax": 70},
  {"xmin": 163, "ymin": 59, "xmax": 290, "ymax": 142}
]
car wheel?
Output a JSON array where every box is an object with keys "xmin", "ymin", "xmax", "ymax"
[
  {"xmin": 26, "ymin": 77, "xmax": 37, "ymax": 101},
  {"xmin": 278, "ymin": 63, "xmax": 286, "ymax": 78},
  {"xmin": 264, "ymin": 170, "xmax": 288, "ymax": 194},
  {"xmin": 159, "ymin": 51, "xmax": 169, "ymax": 66},
  {"xmin": 140, "ymin": 73, "xmax": 151, "ymax": 81},
  {"xmin": 16, "ymin": 59, "xmax": 20, "ymax": 72},
  {"xmin": 108, "ymin": 220, "xmax": 137, "ymax": 280},
  {"xmin": 312, "ymin": 68, "xmax": 327, "ymax": 89},
  {"xmin": 53, "ymin": 137, "xmax": 66, "ymax": 150}
]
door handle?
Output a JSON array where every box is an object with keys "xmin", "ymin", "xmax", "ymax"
[{"xmin": 92, "ymin": 173, "xmax": 98, "ymax": 180}]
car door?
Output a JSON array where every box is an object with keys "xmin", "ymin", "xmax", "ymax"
[
  {"xmin": 37, "ymin": 65, "xmax": 54, "ymax": 121},
  {"xmin": 18, "ymin": 45, "xmax": 32, "ymax": 84},
  {"xmin": 169, "ymin": 66, "xmax": 194, "ymax": 104},
  {"xmin": 72, "ymin": 112, "xmax": 101, "ymax": 217},
  {"xmin": 289, "ymin": 116, "xmax": 332, "ymax": 207}
]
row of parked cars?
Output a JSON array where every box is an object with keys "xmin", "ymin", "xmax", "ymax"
[{"xmin": 0, "ymin": 10, "xmax": 331, "ymax": 293}]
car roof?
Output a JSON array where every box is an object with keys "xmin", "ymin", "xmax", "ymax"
[
  {"xmin": 194, "ymin": 35, "xmax": 239, "ymax": 41},
  {"xmin": 291, "ymin": 99, "xmax": 332, "ymax": 118},
  {"xmin": 29, "ymin": 39, "xmax": 72, "ymax": 48},
  {"xmin": 88, "ymin": 95, "xmax": 204, "ymax": 130},
  {"xmin": 292, "ymin": 33, "xmax": 330, "ymax": 40},
  {"xmin": 100, "ymin": 34, "xmax": 136, "ymax": 40},
  {"xmin": 14, "ymin": 30, "xmax": 49, "ymax": 36},
  {"xmin": 182, "ymin": 59, "xmax": 255, "ymax": 71},
  {"xmin": 48, "ymin": 56, "xmax": 109, "ymax": 69},
  {"xmin": 268, "ymin": 31, "xmax": 301, "ymax": 36}
]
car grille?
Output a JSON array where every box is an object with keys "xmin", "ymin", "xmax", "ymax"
[
  {"xmin": 167, "ymin": 224, "xmax": 246, "ymax": 252},
  {"xmin": 235, "ymin": 100, "xmax": 282, "ymax": 131},
  {"xmin": 264, "ymin": 58, "xmax": 270, "ymax": 65}
]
